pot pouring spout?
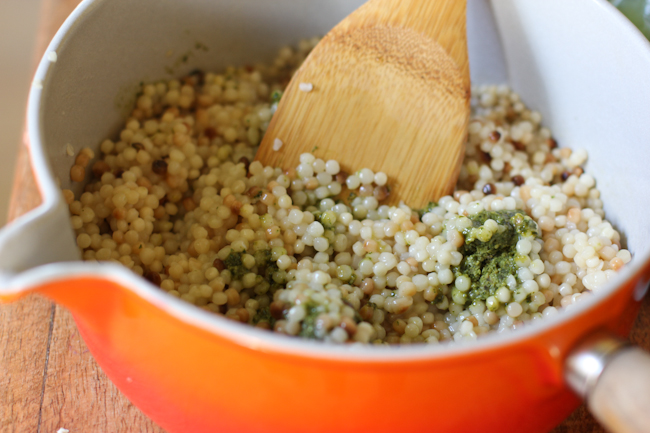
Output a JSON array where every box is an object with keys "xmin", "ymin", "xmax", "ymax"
[{"xmin": 0, "ymin": 195, "xmax": 79, "ymax": 302}]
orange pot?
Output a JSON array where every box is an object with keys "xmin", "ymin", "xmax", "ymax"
[
  {"xmin": 2, "ymin": 0, "xmax": 650, "ymax": 432},
  {"xmin": 3, "ymin": 267, "xmax": 646, "ymax": 433}
]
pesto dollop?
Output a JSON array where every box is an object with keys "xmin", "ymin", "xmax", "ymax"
[
  {"xmin": 453, "ymin": 210, "xmax": 539, "ymax": 305},
  {"xmin": 224, "ymin": 251, "xmax": 247, "ymax": 280},
  {"xmin": 225, "ymin": 249, "xmax": 284, "ymax": 292}
]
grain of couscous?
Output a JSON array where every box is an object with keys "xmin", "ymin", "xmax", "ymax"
[{"xmin": 62, "ymin": 40, "xmax": 631, "ymax": 345}]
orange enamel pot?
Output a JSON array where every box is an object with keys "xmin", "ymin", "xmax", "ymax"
[
  {"xmin": 2, "ymin": 266, "xmax": 648, "ymax": 433},
  {"xmin": 2, "ymin": 0, "xmax": 650, "ymax": 432}
]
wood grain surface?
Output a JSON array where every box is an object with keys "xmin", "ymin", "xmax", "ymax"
[{"xmin": 0, "ymin": 0, "xmax": 648, "ymax": 432}]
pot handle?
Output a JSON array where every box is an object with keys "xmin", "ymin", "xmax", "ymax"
[{"xmin": 566, "ymin": 331, "xmax": 650, "ymax": 433}]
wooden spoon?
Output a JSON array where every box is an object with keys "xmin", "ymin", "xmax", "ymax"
[{"xmin": 255, "ymin": 0, "xmax": 470, "ymax": 206}]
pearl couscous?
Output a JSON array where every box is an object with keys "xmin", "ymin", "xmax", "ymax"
[{"xmin": 62, "ymin": 40, "xmax": 631, "ymax": 345}]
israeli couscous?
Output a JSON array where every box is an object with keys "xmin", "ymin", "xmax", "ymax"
[{"xmin": 62, "ymin": 40, "xmax": 631, "ymax": 345}]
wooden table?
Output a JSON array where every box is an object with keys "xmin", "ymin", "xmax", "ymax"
[{"xmin": 1, "ymin": 1, "xmax": 649, "ymax": 432}]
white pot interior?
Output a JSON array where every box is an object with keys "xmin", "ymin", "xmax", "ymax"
[
  {"xmin": 36, "ymin": 0, "xmax": 650, "ymax": 261},
  {"xmin": 1, "ymin": 0, "xmax": 648, "ymax": 354}
]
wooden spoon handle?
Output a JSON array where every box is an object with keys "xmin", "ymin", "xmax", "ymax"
[
  {"xmin": 566, "ymin": 332, "xmax": 650, "ymax": 433},
  {"xmin": 589, "ymin": 348, "xmax": 650, "ymax": 433}
]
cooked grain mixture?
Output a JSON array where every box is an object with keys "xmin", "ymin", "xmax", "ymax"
[{"xmin": 62, "ymin": 40, "xmax": 631, "ymax": 345}]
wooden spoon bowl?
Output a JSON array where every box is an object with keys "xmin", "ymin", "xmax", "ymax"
[{"xmin": 255, "ymin": 0, "xmax": 470, "ymax": 206}]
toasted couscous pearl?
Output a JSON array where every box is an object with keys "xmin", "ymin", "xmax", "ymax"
[
  {"xmin": 374, "ymin": 172, "xmax": 388, "ymax": 186},
  {"xmin": 455, "ymin": 275, "xmax": 471, "ymax": 292},
  {"xmin": 325, "ymin": 160, "xmax": 340, "ymax": 175},
  {"xmin": 507, "ymin": 302, "xmax": 523, "ymax": 317}
]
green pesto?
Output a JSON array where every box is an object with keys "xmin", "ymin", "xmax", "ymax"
[
  {"xmin": 454, "ymin": 210, "xmax": 538, "ymax": 305},
  {"xmin": 253, "ymin": 249, "xmax": 272, "ymax": 267},
  {"xmin": 300, "ymin": 301, "xmax": 326, "ymax": 339},
  {"xmin": 254, "ymin": 249, "xmax": 283, "ymax": 292},
  {"xmin": 225, "ymin": 249, "xmax": 283, "ymax": 292},
  {"xmin": 224, "ymin": 251, "xmax": 247, "ymax": 280},
  {"xmin": 252, "ymin": 306, "xmax": 276, "ymax": 327},
  {"xmin": 268, "ymin": 266, "xmax": 285, "ymax": 292},
  {"xmin": 464, "ymin": 209, "xmax": 538, "ymax": 239},
  {"xmin": 312, "ymin": 211, "xmax": 337, "ymax": 230},
  {"xmin": 416, "ymin": 201, "xmax": 437, "ymax": 219},
  {"xmin": 270, "ymin": 90, "xmax": 283, "ymax": 104}
]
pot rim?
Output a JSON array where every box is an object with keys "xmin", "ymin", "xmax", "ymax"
[{"xmin": 19, "ymin": 0, "xmax": 650, "ymax": 362}]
